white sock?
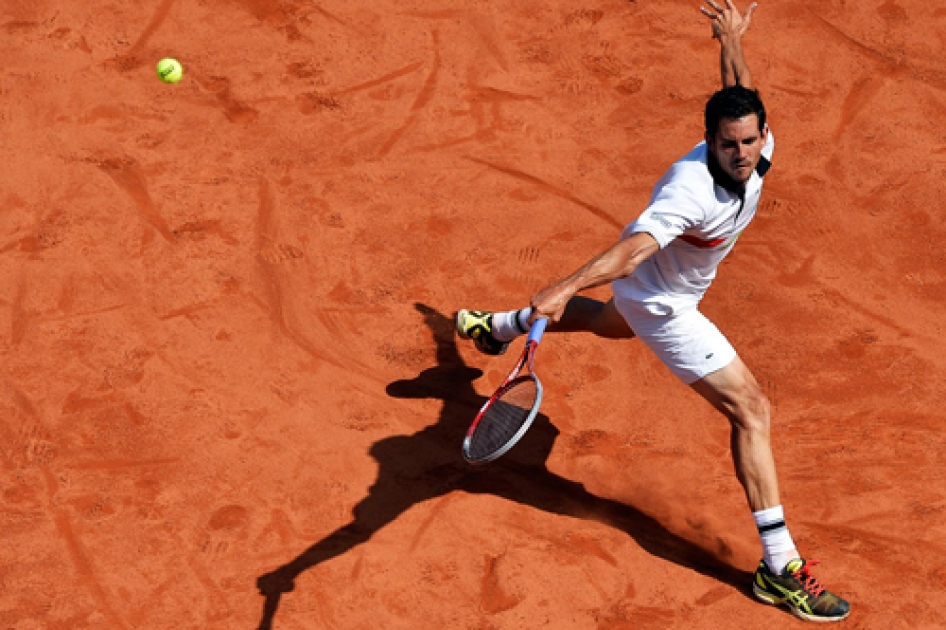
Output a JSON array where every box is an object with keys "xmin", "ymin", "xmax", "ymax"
[
  {"xmin": 753, "ymin": 506, "xmax": 798, "ymax": 574},
  {"xmin": 491, "ymin": 307, "xmax": 532, "ymax": 342}
]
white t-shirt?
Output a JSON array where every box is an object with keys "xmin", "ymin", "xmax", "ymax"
[{"xmin": 612, "ymin": 129, "xmax": 774, "ymax": 314}]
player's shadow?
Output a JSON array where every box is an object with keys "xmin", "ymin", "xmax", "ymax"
[{"xmin": 256, "ymin": 303, "xmax": 752, "ymax": 629}]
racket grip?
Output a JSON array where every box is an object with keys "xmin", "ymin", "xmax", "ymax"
[{"xmin": 527, "ymin": 317, "xmax": 548, "ymax": 344}]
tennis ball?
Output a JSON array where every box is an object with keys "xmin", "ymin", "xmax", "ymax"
[{"xmin": 156, "ymin": 58, "xmax": 183, "ymax": 84}]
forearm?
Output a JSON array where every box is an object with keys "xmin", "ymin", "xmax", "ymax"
[
  {"xmin": 720, "ymin": 35, "xmax": 752, "ymax": 88},
  {"xmin": 536, "ymin": 233, "xmax": 659, "ymax": 311},
  {"xmin": 531, "ymin": 233, "xmax": 658, "ymax": 322}
]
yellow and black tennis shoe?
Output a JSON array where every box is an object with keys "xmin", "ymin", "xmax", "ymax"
[
  {"xmin": 753, "ymin": 558, "xmax": 850, "ymax": 623},
  {"xmin": 455, "ymin": 309, "xmax": 509, "ymax": 356}
]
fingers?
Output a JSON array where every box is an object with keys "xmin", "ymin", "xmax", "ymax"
[
  {"xmin": 744, "ymin": 2, "xmax": 758, "ymax": 21},
  {"xmin": 527, "ymin": 303, "xmax": 557, "ymax": 324},
  {"xmin": 704, "ymin": 0, "xmax": 755, "ymax": 19},
  {"xmin": 701, "ymin": 0, "xmax": 758, "ymax": 34},
  {"xmin": 528, "ymin": 297, "xmax": 564, "ymax": 324},
  {"xmin": 701, "ymin": 0, "xmax": 726, "ymax": 24},
  {"xmin": 531, "ymin": 310, "xmax": 563, "ymax": 324}
]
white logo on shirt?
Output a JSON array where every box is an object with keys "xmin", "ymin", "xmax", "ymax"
[{"xmin": 651, "ymin": 213, "xmax": 674, "ymax": 229}]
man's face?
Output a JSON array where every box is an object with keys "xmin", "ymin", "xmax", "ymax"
[{"xmin": 706, "ymin": 114, "xmax": 768, "ymax": 184}]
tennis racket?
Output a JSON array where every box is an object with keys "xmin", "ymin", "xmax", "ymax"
[{"xmin": 462, "ymin": 317, "xmax": 548, "ymax": 464}]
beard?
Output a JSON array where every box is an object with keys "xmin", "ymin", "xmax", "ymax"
[{"xmin": 707, "ymin": 148, "xmax": 748, "ymax": 193}]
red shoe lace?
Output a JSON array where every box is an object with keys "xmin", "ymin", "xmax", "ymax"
[{"xmin": 790, "ymin": 559, "xmax": 826, "ymax": 598}]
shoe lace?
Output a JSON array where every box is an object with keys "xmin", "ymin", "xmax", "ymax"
[{"xmin": 790, "ymin": 559, "xmax": 826, "ymax": 598}]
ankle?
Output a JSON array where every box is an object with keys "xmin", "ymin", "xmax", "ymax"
[{"xmin": 492, "ymin": 308, "xmax": 532, "ymax": 342}]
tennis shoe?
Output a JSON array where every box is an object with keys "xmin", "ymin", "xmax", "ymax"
[
  {"xmin": 753, "ymin": 558, "xmax": 850, "ymax": 623},
  {"xmin": 455, "ymin": 309, "xmax": 509, "ymax": 356}
]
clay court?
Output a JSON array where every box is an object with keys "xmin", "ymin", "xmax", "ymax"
[{"xmin": 2, "ymin": 0, "xmax": 945, "ymax": 627}]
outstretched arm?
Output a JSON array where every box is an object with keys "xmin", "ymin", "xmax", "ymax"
[
  {"xmin": 529, "ymin": 233, "xmax": 659, "ymax": 323},
  {"xmin": 700, "ymin": 0, "xmax": 757, "ymax": 89}
]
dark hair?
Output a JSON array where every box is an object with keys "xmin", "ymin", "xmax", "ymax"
[{"xmin": 704, "ymin": 86, "xmax": 766, "ymax": 138}]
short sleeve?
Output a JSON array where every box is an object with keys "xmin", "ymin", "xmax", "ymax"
[{"xmin": 625, "ymin": 179, "xmax": 705, "ymax": 249}]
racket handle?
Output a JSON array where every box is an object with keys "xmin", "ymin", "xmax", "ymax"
[{"xmin": 527, "ymin": 317, "xmax": 548, "ymax": 344}]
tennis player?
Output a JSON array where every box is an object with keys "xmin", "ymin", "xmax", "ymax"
[{"xmin": 456, "ymin": 1, "xmax": 850, "ymax": 622}]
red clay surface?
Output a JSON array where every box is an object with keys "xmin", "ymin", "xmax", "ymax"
[{"xmin": 2, "ymin": 1, "xmax": 946, "ymax": 628}]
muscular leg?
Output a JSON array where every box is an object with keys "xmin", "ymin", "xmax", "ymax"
[
  {"xmin": 693, "ymin": 359, "xmax": 849, "ymax": 620},
  {"xmin": 689, "ymin": 355, "xmax": 780, "ymax": 511},
  {"xmin": 549, "ymin": 296, "xmax": 636, "ymax": 339}
]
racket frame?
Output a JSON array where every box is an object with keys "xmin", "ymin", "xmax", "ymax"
[{"xmin": 462, "ymin": 318, "xmax": 547, "ymax": 464}]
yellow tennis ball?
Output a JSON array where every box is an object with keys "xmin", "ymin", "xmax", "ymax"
[{"xmin": 156, "ymin": 58, "xmax": 183, "ymax": 84}]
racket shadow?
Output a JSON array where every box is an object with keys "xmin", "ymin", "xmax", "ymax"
[{"xmin": 255, "ymin": 303, "xmax": 751, "ymax": 629}]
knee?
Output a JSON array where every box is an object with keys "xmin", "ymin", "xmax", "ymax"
[{"xmin": 731, "ymin": 385, "xmax": 771, "ymax": 434}]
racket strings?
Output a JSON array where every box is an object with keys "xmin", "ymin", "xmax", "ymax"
[{"xmin": 468, "ymin": 378, "xmax": 538, "ymax": 461}]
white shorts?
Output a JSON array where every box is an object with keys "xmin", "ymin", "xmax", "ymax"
[{"xmin": 613, "ymin": 297, "xmax": 737, "ymax": 384}]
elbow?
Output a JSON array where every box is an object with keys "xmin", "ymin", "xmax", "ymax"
[
  {"xmin": 621, "ymin": 250, "xmax": 652, "ymax": 278},
  {"xmin": 614, "ymin": 233, "xmax": 659, "ymax": 279},
  {"xmin": 628, "ymin": 239, "xmax": 659, "ymax": 273}
]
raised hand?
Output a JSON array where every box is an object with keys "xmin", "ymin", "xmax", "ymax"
[
  {"xmin": 700, "ymin": 0, "xmax": 758, "ymax": 88},
  {"xmin": 700, "ymin": 0, "xmax": 757, "ymax": 40}
]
